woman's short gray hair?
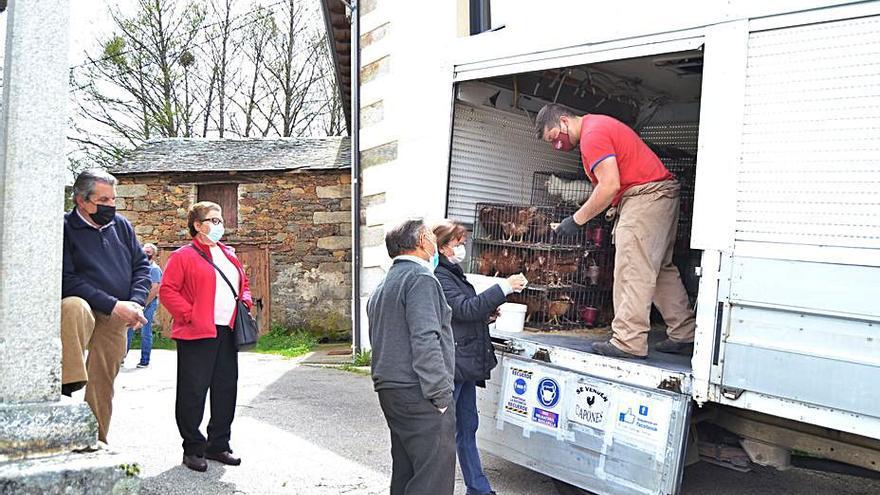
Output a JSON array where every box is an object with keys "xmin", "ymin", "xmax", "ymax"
[
  {"xmin": 385, "ymin": 219, "xmax": 427, "ymax": 258},
  {"xmin": 72, "ymin": 168, "xmax": 118, "ymax": 201}
]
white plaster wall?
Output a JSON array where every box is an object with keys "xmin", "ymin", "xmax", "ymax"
[{"xmin": 452, "ymin": 0, "xmax": 863, "ymax": 68}]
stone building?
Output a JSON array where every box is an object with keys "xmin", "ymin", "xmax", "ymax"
[{"xmin": 108, "ymin": 137, "xmax": 352, "ymax": 340}]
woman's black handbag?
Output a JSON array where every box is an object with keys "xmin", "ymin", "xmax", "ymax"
[{"xmin": 191, "ymin": 246, "xmax": 259, "ymax": 351}]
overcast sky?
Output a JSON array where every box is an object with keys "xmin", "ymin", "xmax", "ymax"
[{"xmin": 0, "ymin": 1, "xmax": 133, "ymax": 68}]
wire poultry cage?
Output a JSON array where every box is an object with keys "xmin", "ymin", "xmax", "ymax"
[
  {"xmin": 506, "ymin": 284, "xmax": 613, "ymax": 330},
  {"xmin": 472, "ymin": 202, "xmax": 586, "ymax": 247},
  {"xmin": 470, "ymin": 201, "xmax": 616, "ymax": 331}
]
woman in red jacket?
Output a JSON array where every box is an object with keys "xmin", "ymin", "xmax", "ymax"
[{"xmin": 160, "ymin": 201, "xmax": 253, "ymax": 473}]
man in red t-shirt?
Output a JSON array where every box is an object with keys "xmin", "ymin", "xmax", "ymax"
[{"xmin": 534, "ymin": 104, "xmax": 695, "ymax": 359}]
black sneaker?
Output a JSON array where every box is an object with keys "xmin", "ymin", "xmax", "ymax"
[
  {"xmin": 136, "ymin": 362, "xmax": 149, "ymax": 368},
  {"xmin": 182, "ymin": 454, "xmax": 208, "ymax": 472},
  {"xmin": 654, "ymin": 339, "xmax": 694, "ymax": 355},
  {"xmin": 591, "ymin": 341, "xmax": 646, "ymax": 359}
]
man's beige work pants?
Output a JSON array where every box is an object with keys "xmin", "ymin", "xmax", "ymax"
[
  {"xmin": 61, "ymin": 296, "xmax": 128, "ymax": 443},
  {"xmin": 609, "ymin": 180, "xmax": 696, "ymax": 356}
]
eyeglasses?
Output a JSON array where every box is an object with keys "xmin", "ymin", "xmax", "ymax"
[{"xmin": 200, "ymin": 218, "xmax": 223, "ymax": 225}]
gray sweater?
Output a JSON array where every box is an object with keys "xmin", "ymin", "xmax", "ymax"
[{"xmin": 367, "ymin": 258, "xmax": 455, "ymax": 409}]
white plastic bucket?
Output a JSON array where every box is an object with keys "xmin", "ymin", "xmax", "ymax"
[{"xmin": 495, "ymin": 303, "xmax": 527, "ymax": 333}]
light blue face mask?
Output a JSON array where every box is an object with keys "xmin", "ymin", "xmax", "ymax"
[
  {"xmin": 207, "ymin": 223, "xmax": 225, "ymax": 243},
  {"xmin": 430, "ymin": 244, "xmax": 440, "ymax": 269}
]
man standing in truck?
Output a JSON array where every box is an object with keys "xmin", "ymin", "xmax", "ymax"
[{"xmin": 535, "ymin": 104, "xmax": 695, "ymax": 359}]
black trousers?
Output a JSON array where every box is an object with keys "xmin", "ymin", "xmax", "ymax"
[
  {"xmin": 377, "ymin": 385, "xmax": 456, "ymax": 495},
  {"xmin": 175, "ymin": 325, "xmax": 238, "ymax": 456}
]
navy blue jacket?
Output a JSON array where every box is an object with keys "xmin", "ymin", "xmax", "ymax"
[
  {"xmin": 62, "ymin": 209, "xmax": 151, "ymax": 315},
  {"xmin": 434, "ymin": 255, "xmax": 505, "ymax": 383}
]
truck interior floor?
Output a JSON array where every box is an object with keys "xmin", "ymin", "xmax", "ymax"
[{"xmin": 493, "ymin": 326, "xmax": 692, "ymax": 373}]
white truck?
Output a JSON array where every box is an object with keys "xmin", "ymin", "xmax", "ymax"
[{"xmin": 405, "ymin": 2, "xmax": 880, "ymax": 494}]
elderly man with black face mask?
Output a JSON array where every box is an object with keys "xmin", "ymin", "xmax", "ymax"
[
  {"xmin": 367, "ymin": 219, "xmax": 456, "ymax": 495},
  {"xmin": 60, "ymin": 168, "xmax": 150, "ymax": 444}
]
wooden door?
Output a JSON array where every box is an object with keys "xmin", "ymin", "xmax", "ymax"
[
  {"xmin": 154, "ymin": 243, "xmax": 270, "ymax": 337},
  {"xmin": 234, "ymin": 245, "xmax": 271, "ymax": 335}
]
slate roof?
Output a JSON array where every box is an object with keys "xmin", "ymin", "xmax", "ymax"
[{"xmin": 110, "ymin": 137, "xmax": 350, "ymax": 175}]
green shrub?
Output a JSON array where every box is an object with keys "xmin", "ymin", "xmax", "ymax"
[{"xmin": 353, "ymin": 349, "xmax": 372, "ymax": 367}]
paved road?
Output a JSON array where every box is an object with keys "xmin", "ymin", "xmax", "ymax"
[{"xmin": 105, "ymin": 350, "xmax": 880, "ymax": 494}]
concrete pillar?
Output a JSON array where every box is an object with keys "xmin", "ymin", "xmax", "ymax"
[
  {"xmin": 0, "ymin": 3, "xmax": 136, "ymax": 491},
  {"xmin": 0, "ymin": 0, "xmax": 101, "ymax": 461}
]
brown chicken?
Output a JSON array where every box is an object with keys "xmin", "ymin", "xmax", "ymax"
[
  {"xmin": 507, "ymin": 292, "xmax": 543, "ymax": 323},
  {"xmin": 501, "ymin": 207, "xmax": 537, "ymax": 242},
  {"xmin": 474, "ymin": 250, "xmax": 497, "ymax": 276},
  {"xmin": 478, "ymin": 205, "xmax": 505, "ymax": 239},
  {"xmin": 524, "ymin": 253, "xmax": 548, "ymax": 285},
  {"xmin": 529, "ymin": 209, "xmax": 552, "ymax": 242},
  {"xmin": 545, "ymin": 252, "xmax": 580, "ymax": 286},
  {"xmin": 544, "ymin": 295, "xmax": 574, "ymax": 326},
  {"xmin": 493, "ymin": 248, "xmax": 522, "ymax": 276}
]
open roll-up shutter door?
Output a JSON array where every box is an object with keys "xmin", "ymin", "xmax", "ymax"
[
  {"xmin": 447, "ymin": 102, "xmax": 584, "ymax": 223},
  {"xmin": 736, "ymin": 16, "xmax": 880, "ymax": 249}
]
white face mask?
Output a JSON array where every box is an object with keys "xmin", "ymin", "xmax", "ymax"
[{"xmin": 449, "ymin": 245, "xmax": 467, "ymax": 264}]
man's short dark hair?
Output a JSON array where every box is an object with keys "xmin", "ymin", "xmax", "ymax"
[
  {"xmin": 534, "ymin": 104, "xmax": 576, "ymax": 139},
  {"xmin": 72, "ymin": 168, "xmax": 118, "ymax": 201},
  {"xmin": 385, "ymin": 219, "xmax": 427, "ymax": 258}
]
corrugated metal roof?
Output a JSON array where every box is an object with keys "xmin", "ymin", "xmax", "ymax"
[{"xmin": 109, "ymin": 137, "xmax": 351, "ymax": 175}]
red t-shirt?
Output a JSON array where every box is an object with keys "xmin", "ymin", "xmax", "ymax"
[{"xmin": 579, "ymin": 114, "xmax": 673, "ymax": 205}]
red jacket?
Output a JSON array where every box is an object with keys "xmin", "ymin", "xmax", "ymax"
[{"xmin": 159, "ymin": 238, "xmax": 253, "ymax": 340}]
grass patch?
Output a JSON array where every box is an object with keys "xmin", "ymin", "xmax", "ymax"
[
  {"xmin": 129, "ymin": 325, "xmax": 319, "ymax": 358},
  {"xmin": 353, "ymin": 349, "xmax": 372, "ymax": 367},
  {"xmin": 128, "ymin": 329, "xmax": 176, "ymax": 350},
  {"xmin": 253, "ymin": 324, "xmax": 317, "ymax": 358}
]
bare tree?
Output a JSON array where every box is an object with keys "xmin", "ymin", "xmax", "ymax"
[
  {"xmin": 263, "ymin": 0, "xmax": 327, "ymax": 137},
  {"xmin": 201, "ymin": 0, "xmax": 240, "ymax": 137},
  {"xmin": 69, "ymin": 0, "xmax": 348, "ymax": 170},
  {"xmin": 230, "ymin": 3, "xmax": 278, "ymax": 137},
  {"xmin": 314, "ymin": 40, "xmax": 347, "ymax": 137},
  {"xmin": 71, "ymin": 0, "xmax": 206, "ymax": 163}
]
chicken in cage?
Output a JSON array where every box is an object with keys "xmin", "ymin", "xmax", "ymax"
[
  {"xmin": 507, "ymin": 290, "xmax": 576, "ymax": 328},
  {"xmin": 522, "ymin": 249, "xmax": 581, "ymax": 288},
  {"xmin": 474, "ymin": 202, "xmax": 585, "ymax": 246},
  {"xmin": 532, "ymin": 171, "xmax": 593, "ymax": 207},
  {"xmin": 471, "ymin": 245, "xmax": 525, "ymax": 278}
]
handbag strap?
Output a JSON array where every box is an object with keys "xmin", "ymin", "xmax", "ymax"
[{"xmin": 190, "ymin": 244, "xmax": 240, "ymax": 300}]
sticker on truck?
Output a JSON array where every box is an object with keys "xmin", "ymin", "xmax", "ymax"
[
  {"xmin": 531, "ymin": 376, "xmax": 565, "ymax": 433},
  {"xmin": 499, "ymin": 363, "xmax": 569, "ymax": 439},
  {"xmin": 611, "ymin": 389, "xmax": 674, "ymax": 460},
  {"xmin": 567, "ymin": 380, "xmax": 612, "ymax": 431},
  {"xmin": 501, "ymin": 364, "xmax": 535, "ymax": 427}
]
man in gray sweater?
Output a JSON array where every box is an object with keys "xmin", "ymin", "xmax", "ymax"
[{"xmin": 367, "ymin": 219, "xmax": 456, "ymax": 495}]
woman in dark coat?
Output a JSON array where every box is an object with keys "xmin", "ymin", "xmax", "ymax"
[{"xmin": 432, "ymin": 220, "xmax": 526, "ymax": 495}]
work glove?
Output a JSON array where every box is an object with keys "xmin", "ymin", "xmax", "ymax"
[{"xmin": 553, "ymin": 215, "xmax": 583, "ymax": 237}]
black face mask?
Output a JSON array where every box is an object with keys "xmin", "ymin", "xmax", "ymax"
[{"xmin": 90, "ymin": 204, "xmax": 116, "ymax": 226}]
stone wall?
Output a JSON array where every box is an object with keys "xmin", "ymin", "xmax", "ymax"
[{"xmin": 115, "ymin": 169, "xmax": 352, "ymax": 339}]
